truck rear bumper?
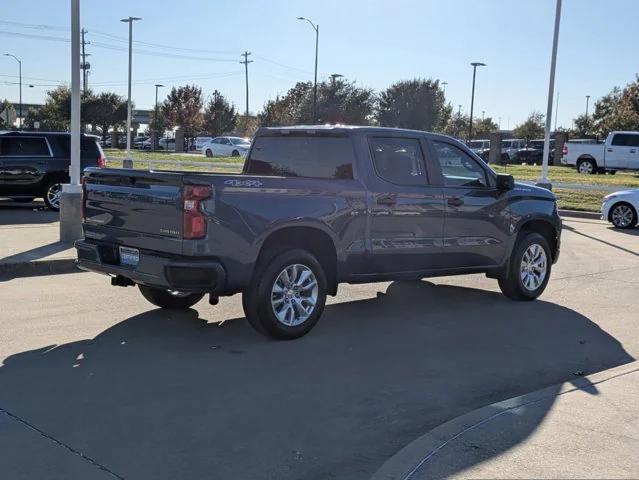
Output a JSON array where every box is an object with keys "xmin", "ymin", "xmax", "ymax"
[{"xmin": 75, "ymin": 240, "xmax": 226, "ymax": 294}]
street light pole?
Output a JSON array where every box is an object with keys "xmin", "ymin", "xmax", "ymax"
[
  {"xmin": 297, "ymin": 17, "xmax": 319, "ymax": 123},
  {"xmin": 468, "ymin": 62, "xmax": 486, "ymax": 141},
  {"xmin": 554, "ymin": 92, "xmax": 559, "ymax": 131},
  {"xmin": 441, "ymin": 81, "xmax": 448, "ymax": 95},
  {"xmin": 120, "ymin": 16, "xmax": 141, "ymax": 168},
  {"xmin": 538, "ymin": 0, "xmax": 562, "ymax": 188},
  {"xmin": 154, "ymin": 83, "xmax": 163, "ymax": 149},
  {"xmin": 3, "ymin": 54, "xmax": 22, "ymax": 129}
]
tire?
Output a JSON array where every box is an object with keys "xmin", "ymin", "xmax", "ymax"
[
  {"xmin": 231, "ymin": 149, "xmax": 240, "ymax": 157},
  {"xmin": 205, "ymin": 149, "xmax": 213, "ymax": 158},
  {"xmin": 498, "ymin": 232, "xmax": 552, "ymax": 301},
  {"xmin": 242, "ymin": 249, "xmax": 327, "ymax": 339},
  {"xmin": 609, "ymin": 202, "xmax": 638, "ymax": 229},
  {"xmin": 11, "ymin": 198, "xmax": 35, "ymax": 203},
  {"xmin": 42, "ymin": 178, "xmax": 65, "ymax": 211},
  {"xmin": 138, "ymin": 285, "xmax": 204, "ymax": 309},
  {"xmin": 608, "ymin": 170, "xmax": 616, "ymax": 175},
  {"xmin": 577, "ymin": 158, "xmax": 596, "ymax": 175}
]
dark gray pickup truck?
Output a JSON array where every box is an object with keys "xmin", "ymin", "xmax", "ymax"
[{"xmin": 76, "ymin": 126, "xmax": 561, "ymax": 339}]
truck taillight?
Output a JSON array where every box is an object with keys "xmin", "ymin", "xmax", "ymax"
[
  {"xmin": 81, "ymin": 176, "xmax": 86, "ymax": 220},
  {"xmin": 97, "ymin": 152, "xmax": 106, "ymax": 168},
  {"xmin": 562, "ymin": 144, "xmax": 568, "ymax": 156},
  {"xmin": 183, "ymin": 185, "xmax": 212, "ymax": 239}
]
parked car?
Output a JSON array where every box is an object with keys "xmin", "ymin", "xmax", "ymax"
[
  {"xmin": 0, "ymin": 131, "xmax": 105, "ymax": 210},
  {"xmin": 141, "ymin": 137, "xmax": 176, "ymax": 151},
  {"xmin": 467, "ymin": 139, "xmax": 490, "ymax": 162},
  {"xmin": 601, "ymin": 189, "xmax": 639, "ymax": 229},
  {"xmin": 201, "ymin": 136, "xmax": 251, "ymax": 157},
  {"xmin": 502, "ymin": 139, "xmax": 527, "ymax": 163},
  {"xmin": 133, "ymin": 136, "xmax": 149, "ymax": 149},
  {"xmin": 561, "ymin": 131, "xmax": 639, "ymax": 174},
  {"xmin": 516, "ymin": 139, "xmax": 555, "ymax": 165},
  {"xmin": 194, "ymin": 136, "xmax": 213, "ymax": 152},
  {"xmin": 76, "ymin": 125, "xmax": 561, "ymax": 339}
]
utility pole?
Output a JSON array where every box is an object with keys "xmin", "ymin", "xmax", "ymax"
[
  {"xmin": 3, "ymin": 54, "xmax": 21, "ymax": 128},
  {"xmin": 80, "ymin": 28, "xmax": 90, "ymax": 94},
  {"xmin": 240, "ymin": 51, "xmax": 252, "ymax": 118},
  {"xmin": 482, "ymin": 110, "xmax": 485, "ymax": 121}
]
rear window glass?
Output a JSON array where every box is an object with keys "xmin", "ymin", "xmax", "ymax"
[
  {"xmin": 0, "ymin": 137, "xmax": 50, "ymax": 156},
  {"xmin": 48, "ymin": 136, "xmax": 100, "ymax": 158},
  {"xmin": 246, "ymin": 136, "xmax": 354, "ymax": 179}
]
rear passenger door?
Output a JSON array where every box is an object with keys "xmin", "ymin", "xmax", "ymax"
[
  {"xmin": 429, "ymin": 139, "xmax": 508, "ymax": 269},
  {"xmin": 0, "ymin": 136, "xmax": 51, "ymax": 193},
  {"xmin": 365, "ymin": 136, "xmax": 446, "ymax": 273}
]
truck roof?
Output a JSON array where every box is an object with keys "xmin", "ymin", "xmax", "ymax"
[{"xmin": 255, "ymin": 124, "xmax": 456, "ymax": 140}]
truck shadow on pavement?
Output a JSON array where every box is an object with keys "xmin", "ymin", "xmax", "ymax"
[{"xmin": 0, "ymin": 281, "xmax": 633, "ymax": 480}]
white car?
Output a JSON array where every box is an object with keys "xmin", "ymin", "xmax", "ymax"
[
  {"xmin": 601, "ymin": 189, "xmax": 639, "ymax": 229},
  {"xmin": 194, "ymin": 136, "xmax": 212, "ymax": 151},
  {"xmin": 201, "ymin": 136, "xmax": 251, "ymax": 157}
]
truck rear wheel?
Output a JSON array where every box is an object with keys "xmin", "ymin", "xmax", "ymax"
[
  {"xmin": 498, "ymin": 232, "xmax": 552, "ymax": 301},
  {"xmin": 577, "ymin": 158, "xmax": 596, "ymax": 174},
  {"xmin": 138, "ymin": 285, "xmax": 204, "ymax": 309},
  {"xmin": 242, "ymin": 249, "xmax": 327, "ymax": 339}
]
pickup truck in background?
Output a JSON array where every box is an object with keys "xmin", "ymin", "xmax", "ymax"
[
  {"xmin": 561, "ymin": 131, "xmax": 639, "ymax": 174},
  {"xmin": 76, "ymin": 126, "xmax": 561, "ymax": 339}
]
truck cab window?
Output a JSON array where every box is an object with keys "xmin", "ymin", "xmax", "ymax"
[
  {"xmin": 369, "ymin": 137, "xmax": 427, "ymax": 186},
  {"xmin": 432, "ymin": 141, "xmax": 488, "ymax": 188}
]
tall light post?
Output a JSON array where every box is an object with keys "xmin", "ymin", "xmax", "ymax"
[
  {"xmin": 468, "ymin": 62, "xmax": 486, "ymax": 141},
  {"xmin": 330, "ymin": 73, "xmax": 343, "ymax": 86},
  {"xmin": 154, "ymin": 83, "xmax": 164, "ymax": 149},
  {"xmin": 584, "ymin": 95, "xmax": 590, "ymax": 131},
  {"xmin": 297, "ymin": 16, "xmax": 319, "ymax": 123},
  {"xmin": 441, "ymin": 81, "xmax": 448, "ymax": 95},
  {"xmin": 538, "ymin": 0, "xmax": 562, "ymax": 189},
  {"xmin": 482, "ymin": 110, "xmax": 485, "ymax": 121},
  {"xmin": 554, "ymin": 92, "xmax": 559, "ymax": 131},
  {"xmin": 3, "ymin": 53, "xmax": 22, "ymax": 129},
  {"xmin": 120, "ymin": 16, "xmax": 141, "ymax": 168}
]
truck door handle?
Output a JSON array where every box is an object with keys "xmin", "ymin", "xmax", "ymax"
[
  {"xmin": 607, "ymin": 148, "xmax": 613, "ymax": 152},
  {"xmin": 376, "ymin": 194, "xmax": 396, "ymax": 206},
  {"xmin": 447, "ymin": 197, "xmax": 464, "ymax": 207},
  {"xmin": 631, "ymin": 149, "xmax": 637, "ymax": 154}
]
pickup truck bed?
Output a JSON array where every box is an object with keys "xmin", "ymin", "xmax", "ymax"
[{"xmin": 77, "ymin": 125, "xmax": 561, "ymax": 339}]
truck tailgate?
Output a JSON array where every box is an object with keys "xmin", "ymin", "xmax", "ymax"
[{"xmin": 83, "ymin": 168, "xmax": 185, "ymax": 254}]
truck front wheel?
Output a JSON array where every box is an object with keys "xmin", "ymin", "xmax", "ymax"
[
  {"xmin": 498, "ymin": 232, "xmax": 552, "ymax": 301},
  {"xmin": 242, "ymin": 249, "xmax": 327, "ymax": 339},
  {"xmin": 138, "ymin": 285, "xmax": 204, "ymax": 309}
]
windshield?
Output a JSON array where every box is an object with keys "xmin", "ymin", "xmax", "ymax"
[{"xmin": 230, "ymin": 137, "xmax": 251, "ymax": 146}]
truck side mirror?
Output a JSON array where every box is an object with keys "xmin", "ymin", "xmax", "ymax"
[{"xmin": 496, "ymin": 173, "xmax": 515, "ymax": 190}]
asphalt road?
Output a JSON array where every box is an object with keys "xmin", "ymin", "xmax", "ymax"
[{"xmin": 0, "ymin": 218, "xmax": 637, "ymax": 480}]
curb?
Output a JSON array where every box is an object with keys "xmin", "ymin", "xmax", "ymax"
[
  {"xmin": 371, "ymin": 361, "xmax": 639, "ymax": 480},
  {"xmin": 0, "ymin": 258, "xmax": 79, "ymax": 281},
  {"xmin": 558, "ymin": 209, "xmax": 601, "ymax": 220}
]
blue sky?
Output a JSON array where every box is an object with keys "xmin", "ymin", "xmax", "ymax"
[{"xmin": 1, "ymin": 0, "xmax": 637, "ymax": 129}]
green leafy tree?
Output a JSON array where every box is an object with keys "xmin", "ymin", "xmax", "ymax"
[
  {"xmin": 0, "ymin": 100, "xmax": 16, "ymax": 129},
  {"xmin": 572, "ymin": 113, "xmax": 591, "ymax": 138},
  {"xmin": 236, "ymin": 115, "xmax": 259, "ymax": 137},
  {"xmin": 22, "ymin": 86, "xmax": 72, "ymax": 131},
  {"xmin": 377, "ymin": 78, "xmax": 450, "ymax": 131},
  {"xmin": 148, "ymin": 108, "xmax": 167, "ymax": 136},
  {"xmin": 590, "ymin": 77, "xmax": 639, "ymax": 136},
  {"xmin": 472, "ymin": 117, "xmax": 499, "ymax": 138},
  {"xmin": 203, "ymin": 90, "xmax": 238, "ymax": 136},
  {"xmin": 443, "ymin": 111, "xmax": 470, "ymax": 139},
  {"xmin": 162, "ymin": 84, "xmax": 204, "ymax": 137},
  {"xmin": 259, "ymin": 82, "xmax": 313, "ymax": 126},
  {"xmin": 513, "ymin": 111, "xmax": 545, "ymax": 140},
  {"xmin": 83, "ymin": 92, "xmax": 127, "ymax": 139}
]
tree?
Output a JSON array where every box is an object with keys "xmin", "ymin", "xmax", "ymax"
[
  {"xmin": 443, "ymin": 111, "xmax": 470, "ymax": 139},
  {"xmin": 377, "ymin": 78, "xmax": 450, "ymax": 131},
  {"xmin": 162, "ymin": 84, "xmax": 204, "ymax": 137},
  {"xmin": 148, "ymin": 108, "xmax": 167, "ymax": 136},
  {"xmin": 473, "ymin": 117, "xmax": 499, "ymax": 138},
  {"xmin": 589, "ymin": 77, "xmax": 639, "ymax": 136},
  {"xmin": 258, "ymin": 78, "xmax": 375, "ymax": 126},
  {"xmin": 513, "ymin": 112, "xmax": 545, "ymax": 140},
  {"xmin": 83, "ymin": 92, "xmax": 127, "ymax": 139},
  {"xmin": 0, "ymin": 100, "xmax": 16, "ymax": 129},
  {"xmin": 22, "ymin": 86, "xmax": 72, "ymax": 131},
  {"xmin": 572, "ymin": 113, "xmax": 591, "ymax": 138},
  {"xmin": 203, "ymin": 90, "xmax": 238, "ymax": 136},
  {"xmin": 236, "ymin": 115, "xmax": 259, "ymax": 137}
]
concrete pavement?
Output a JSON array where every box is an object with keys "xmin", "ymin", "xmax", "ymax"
[{"xmin": 0, "ymin": 218, "xmax": 637, "ymax": 479}]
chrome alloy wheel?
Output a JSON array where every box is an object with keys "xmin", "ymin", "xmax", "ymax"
[
  {"xmin": 270, "ymin": 264, "xmax": 318, "ymax": 326},
  {"xmin": 578, "ymin": 161, "xmax": 594, "ymax": 174},
  {"xmin": 519, "ymin": 243, "xmax": 547, "ymax": 292},
  {"xmin": 611, "ymin": 204, "xmax": 634, "ymax": 228},
  {"xmin": 47, "ymin": 183, "xmax": 62, "ymax": 209}
]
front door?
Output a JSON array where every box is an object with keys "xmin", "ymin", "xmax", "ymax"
[
  {"xmin": 366, "ymin": 135, "xmax": 445, "ymax": 274},
  {"xmin": 0, "ymin": 136, "xmax": 50, "ymax": 194},
  {"xmin": 607, "ymin": 133, "xmax": 639, "ymax": 170},
  {"xmin": 429, "ymin": 139, "xmax": 508, "ymax": 269}
]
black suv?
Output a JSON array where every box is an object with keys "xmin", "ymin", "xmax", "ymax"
[{"xmin": 0, "ymin": 131, "xmax": 104, "ymax": 210}]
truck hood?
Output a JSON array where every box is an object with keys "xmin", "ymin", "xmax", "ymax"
[{"xmin": 512, "ymin": 181, "xmax": 555, "ymax": 200}]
